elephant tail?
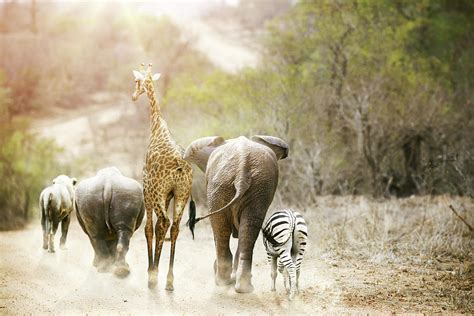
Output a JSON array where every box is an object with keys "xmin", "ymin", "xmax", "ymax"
[
  {"xmin": 187, "ymin": 196, "xmax": 197, "ymax": 240},
  {"xmin": 103, "ymin": 180, "xmax": 113, "ymax": 233},
  {"xmin": 187, "ymin": 164, "xmax": 251, "ymax": 234}
]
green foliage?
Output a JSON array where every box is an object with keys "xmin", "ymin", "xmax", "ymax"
[
  {"xmin": 0, "ymin": 71, "xmax": 64, "ymax": 230},
  {"xmin": 170, "ymin": 0, "xmax": 473, "ymax": 200}
]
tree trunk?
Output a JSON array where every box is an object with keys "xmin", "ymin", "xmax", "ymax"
[
  {"xmin": 400, "ymin": 135, "xmax": 422, "ymax": 196},
  {"xmin": 23, "ymin": 190, "xmax": 30, "ymax": 221}
]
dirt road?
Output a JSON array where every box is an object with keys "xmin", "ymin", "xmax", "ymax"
[
  {"xmin": 2, "ymin": 203, "xmax": 472, "ymax": 314},
  {"xmin": 0, "ymin": 217, "xmax": 344, "ymax": 314}
]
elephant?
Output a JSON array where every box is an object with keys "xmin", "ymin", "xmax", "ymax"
[
  {"xmin": 184, "ymin": 135, "xmax": 289, "ymax": 293},
  {"xmin": 39, "ymin": 175, "xmax": 77, "ymax": 253},
  {"xmin": 75, "ymin": 167, "xmax": 144, "ymax": 277}
]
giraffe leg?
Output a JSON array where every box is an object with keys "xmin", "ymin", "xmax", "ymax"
[
  {"xmin": 166, "ymin": 199, "xmax": 186, "ymax": 291},
  {"xmin": 150, "ymin": 204, "xmax": 169, "ymax": 289},
  {"xmin": 144, "ymin": 204, "xmax": 156, "ymax": 288}
]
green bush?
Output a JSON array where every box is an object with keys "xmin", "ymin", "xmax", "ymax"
[{"xmin": 0, "ymin": 71, "xmax": 65, "ymax": 230}]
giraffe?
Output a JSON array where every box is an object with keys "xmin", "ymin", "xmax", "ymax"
[{"xmin": 132, "ymin": 63, "xmax": 194, "ymax": 290}]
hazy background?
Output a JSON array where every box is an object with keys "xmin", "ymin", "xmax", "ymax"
[{"xmin": 0, "ymin": 1, "xmax": 472, "ymax": 312}]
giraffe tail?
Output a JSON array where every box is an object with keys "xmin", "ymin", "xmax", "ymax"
[{"xmin": 187, "ymin": 196, "xmax": 197, "ymax": 240}]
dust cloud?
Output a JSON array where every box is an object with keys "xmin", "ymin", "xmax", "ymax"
[{"xmin": 0, "ymin": 216, "xmax": 338, "ymax": 314}]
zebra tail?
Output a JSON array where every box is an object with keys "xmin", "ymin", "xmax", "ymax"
[{"xmin": 262, "ymin": 227, "xmax": 280, "ymax": 247}]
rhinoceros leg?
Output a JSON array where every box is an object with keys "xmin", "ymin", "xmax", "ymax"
[
  {"xmin": 113, "ymin": 229, "xmax": 132, "ymax": 278},
  {"xmin": 91, "ymin": 238, "xmax": 112, "ymax": 272},
  {"xmin": 41, "ymin": 212, "xmax": 48, "ymax": 250},
  {"xmin": 59, "ymin": 215, "xmax": 71, "ymax": 250},
  {"xmin": 48, "ymin": 221, "xmax": 59, "ymax": 253},
  {"xmin": 106, "ymin": 240, "xmax": 117, "ymax": 258}
]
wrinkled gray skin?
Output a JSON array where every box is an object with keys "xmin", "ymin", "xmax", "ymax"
[
  {"xmin": 39, "ymin": 175, "xmax": 77, "ymax": 253},
  {"xmin": 184, "ymin": 135, "xmax": 289, "ymax": 293},
  {"xmin": 75, "ymin": 167, "xmax": 145, "ymax": 278}
]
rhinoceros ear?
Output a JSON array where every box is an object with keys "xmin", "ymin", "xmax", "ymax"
[
  {"xmin": 184, "ymin": 136, "xmax": 225, "ymax": 172},
  {"xmin": 251, "ymin": 135, "xmax": 289, "ymax": 160}
]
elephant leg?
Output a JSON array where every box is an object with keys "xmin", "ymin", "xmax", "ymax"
[
  {"xmin": 41, "ymin": 211, "xmax": 47, "ymax": 250},
  {"xmin": 166, "ymin": 199, "xmax": 186, "ymax": 291},
  {"xmin": 270, "ymin": 256, "xmax": 278, "ymax": 291},
  {"xmin": 231, "ymin": 245, "xmax": 240, "ymax": 281},
  {"xmin": 48, "ymin": 221, "xmax": 59, "ymax": 253},
  {"xmin": 59, "ymin": 214, "xmax": 71, "ymax": 250},
  {"xmin": 114, "ymin": 229, "xmax": 132, "ymax": 278},
  {"xmin": 210, "ymin": 214, "xmax": 233, "ymax": 286},
  {"xmin": 234, "ymin": 208, "xmax": 265, "ymax": 294}
]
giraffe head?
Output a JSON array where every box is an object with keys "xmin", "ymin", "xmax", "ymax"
[{"xmin": 132, "ymin": 63, "xmax": 161, "ymax": 101}]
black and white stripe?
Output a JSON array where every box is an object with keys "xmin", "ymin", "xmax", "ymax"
[{"xmin": 262, "ymin": 209, "xmax": 307, "ymax": 300}]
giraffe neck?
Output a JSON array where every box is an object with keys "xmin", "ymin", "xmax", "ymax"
[
  {"xmin": 145, "ymin": 81, "xmax": 173, "ymax": 147},
  {"xmin": 145, "ymin": 81, "xmax": 161, "ymax": 127}
]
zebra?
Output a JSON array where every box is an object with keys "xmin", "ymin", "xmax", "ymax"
[{"xmin": 262, "ymin": 209, "xmax": 308, "ymax": 300}]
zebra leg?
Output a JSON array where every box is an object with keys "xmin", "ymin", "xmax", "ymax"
[
  {"xmin": 294, "ymin": 250, "xmax": 305, "ymax": 294},
  {"xmin": 280, "ymin": 250, "xmax": 297, "ymax": 300},
  {"xmin": 270, "ymin": 255, "xmax": 277, "ymax": 291},
  {"xmin": 296, "ymin": 270, "xmax": 300, "ymax": 294},
  {"xmin": 294, "ymin": 213, "xmax": 307, "ymax": 296},
  {"xmin": 278, "ymin": 257, "xmax": 287, "ymax": 292}
]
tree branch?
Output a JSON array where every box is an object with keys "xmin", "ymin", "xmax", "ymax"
[{"xmin": 449, "ymin": 204, "xmax": 473, "ymax": 232}]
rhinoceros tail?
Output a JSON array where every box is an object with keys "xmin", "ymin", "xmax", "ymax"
[
  {"xmin": 103, "ymin": 180, "xmax": 113, "ymax": 233},
  {"xmin": 44, "ymin": 192, "xmax": 54, "ymax": 234}
]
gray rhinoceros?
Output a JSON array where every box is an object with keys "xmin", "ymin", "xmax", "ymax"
[
  {"xmin": 39, "ymin": 175, "xmax": 77, "ymax": 253},
  {"xmin": 75, "ymin": 167, "xmax": 144, "ymax": 277}
]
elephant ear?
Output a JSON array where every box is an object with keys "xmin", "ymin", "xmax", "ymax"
[
  {"xmin": 183, "ymin": 136, "xmax": 226, "ymax": 172},
  {"xmin": 251, "ymin": 135, "xmax": 289, "ymax": 160}
]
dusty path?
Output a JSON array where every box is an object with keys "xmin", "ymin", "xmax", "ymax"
[
  {"xmin": 2, "ymin": 205, "xmax": 472, "ymax": 314},
  {"xmin": 0, "ymin": 218, "xmax": 344, "ymax": 314}
]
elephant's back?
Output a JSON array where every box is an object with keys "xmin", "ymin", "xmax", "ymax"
[
  {"xmin": 209, "ymin": 138, "xmax": 278, "ymax": 182},
  {"xmin": 206, "ymin": 137, "xmax": 279, "ymax": 212}
]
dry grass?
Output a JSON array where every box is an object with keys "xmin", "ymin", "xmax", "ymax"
[
  {"xmin": 305, "ymin": 195, "xmax": 473, "ymax": 263},
  {"xmin": 294, "ymin": 195, "xmax": 473, "ymax": 312}
]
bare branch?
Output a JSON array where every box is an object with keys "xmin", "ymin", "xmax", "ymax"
[{"xmin": 449, "ymin": 204, "xmax": 473, "ymax": 232}]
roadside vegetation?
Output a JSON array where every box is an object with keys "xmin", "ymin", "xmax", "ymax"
[
  {"xmin": 0, "ymin": 1, "xmax": 472, "ymax": 312},
  {"xmin": 0, "ymin": 2, "xmax": 211, "ymax": 229}
]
